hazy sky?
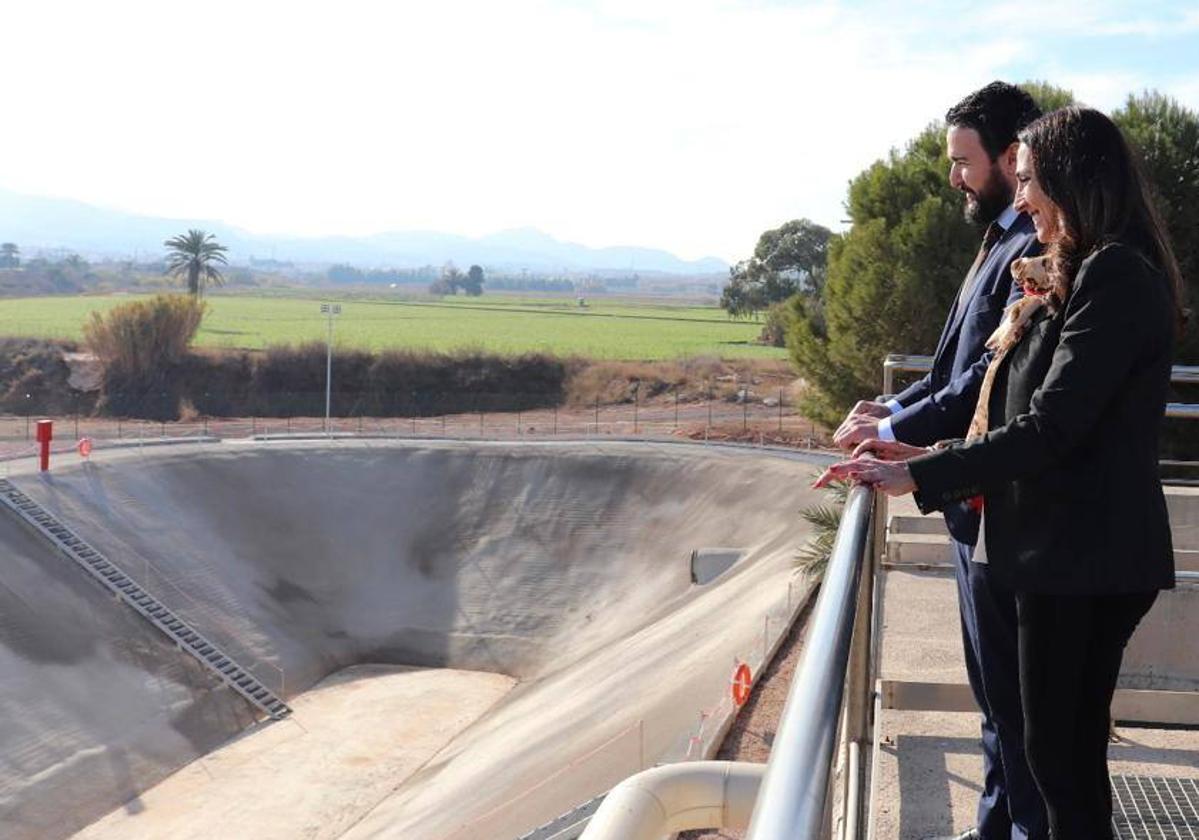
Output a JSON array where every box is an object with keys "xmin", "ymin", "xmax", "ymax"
[{"xmin": 2, "ymin": 1, "xmax": 1196, "ymax": 263}]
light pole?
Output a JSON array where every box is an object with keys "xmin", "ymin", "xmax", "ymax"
[{"xmin": 320, "ymin": 303, "xmax": 341, "ymax": 434}]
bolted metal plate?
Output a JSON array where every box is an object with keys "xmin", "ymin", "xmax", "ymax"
[{"xmin": 1112, "ymin": 775, "xmax": 1199, "ymax": 839}]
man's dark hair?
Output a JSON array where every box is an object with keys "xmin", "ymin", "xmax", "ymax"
[{"xmin": 945, "ymin": 81, "xmax": 1041, "ymax": 161}]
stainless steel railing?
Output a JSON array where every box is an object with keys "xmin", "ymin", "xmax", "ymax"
[
  {"xmin": 883, "ymin": 355, "xmax": 1199, "ymax": 420},
  {"xmin": 744, "ymin": 484, "xmax": 877, "ymax": 839}
]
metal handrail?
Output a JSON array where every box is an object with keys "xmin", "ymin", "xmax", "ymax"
[
  {"xmin": 884, "ymin": 355, "xmax": 1199, "ymax": 385},
  {"xmin": 883, "ymin": 354, "xmax": 1199, "ymax": 419},
  {"xmin": 744, "ymin": 484, "xmax": 876, "ymax": 839}
]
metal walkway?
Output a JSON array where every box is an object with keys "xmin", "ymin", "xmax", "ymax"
[
  {"xmin": 0, "ymin": 478, "xmax": 290, "ymax": 721},
  {"xmin": 1113, "ymin": 775, "xmax": 1199, "ymax": 839}
]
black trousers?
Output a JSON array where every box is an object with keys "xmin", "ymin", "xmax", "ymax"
[{"xmin": 1016, "ymin": 589, "xmax": 1158, "ymax": 840}]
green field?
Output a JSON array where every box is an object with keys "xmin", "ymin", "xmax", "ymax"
[{"xmin": 0, "ymin": 292, "xmax": 786, "ymax": 360}]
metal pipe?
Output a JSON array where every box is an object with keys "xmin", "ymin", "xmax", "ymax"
[
  {"xmin": 843, "ymin": 740, "xmax": 863, "ymax": 840},
  {"xmin": 579, "ymin": 761, "xmax": 765, "ymax": 840},
  {"xmin": 1166, "ymin": 403, "xmax": 1199, "ymax": 419},
  {"xmin": 886, "ymin": 354, "xmax": 1199, "ymax": 386},
  {"xmin": 1171, "ymin": 365, "xmax": 1199, "ymax": 384},
  {"xmin": 884, "ymin": 355, "xmax": 1199, "ymax": 423},
  {"xmin": 745, "ymin": 485, "xmax": 875, "ymax": 840}
]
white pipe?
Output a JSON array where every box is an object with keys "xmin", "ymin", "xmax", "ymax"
[
  {"xmin": 843, "ymin": 740, "xmax": 862, "ymax": 840},
  {"xmin": 579, "ymin": 761, "xmax": 765, "ymax": 840}
]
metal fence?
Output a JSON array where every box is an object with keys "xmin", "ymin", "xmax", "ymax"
[{"xmin": 0, "ymin": 393, "xmax": 826, "ymax": 462}]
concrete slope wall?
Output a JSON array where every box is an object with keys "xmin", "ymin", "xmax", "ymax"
[
  {"xmin": 0, "ymin": 441, "xmax": 823, "ymax": 840},
  {"xmin": 0, "ymin": 514, "xmax": 255, "ymax": 840}
]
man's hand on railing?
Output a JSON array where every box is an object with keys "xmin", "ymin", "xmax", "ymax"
[
  {"xmin": 848, "ymin": 400, "xmax": 892, "ymax": 420},
  {"xmin": 832, "ymin": 401, "xmax": 890, "ymax": 450}
]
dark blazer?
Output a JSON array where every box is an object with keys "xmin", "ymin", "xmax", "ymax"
[
  {"xmin": 908, "ymin": 243, "xmax": 1176, "ymax": 595},
  {"xmin": 890, "ymin": 211, "xmax": 1042, "ymax": 544}
]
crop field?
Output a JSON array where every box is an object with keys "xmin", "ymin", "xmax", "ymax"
[{"xmin": 0, "ymin": 293, "xmax": 786, "ymax": 360}]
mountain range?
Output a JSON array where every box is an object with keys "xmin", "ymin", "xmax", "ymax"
[{"xmin": 0, "ymin": 188, "xmax": 727, "ymax": 275}]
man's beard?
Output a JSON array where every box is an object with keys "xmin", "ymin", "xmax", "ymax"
[{"xmin": 962, "ymin": 164, "xmax": 1013, "ymax": 226}]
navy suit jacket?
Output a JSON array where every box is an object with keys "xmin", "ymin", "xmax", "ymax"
[{"xmin": 889, "ymin": 211, "xmax": 1042, "ymax": 545}]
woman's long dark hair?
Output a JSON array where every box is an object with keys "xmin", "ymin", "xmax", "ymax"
[{"xmin": 1018, "ymin": 107, "xmax": 1185, "ymax": 326}]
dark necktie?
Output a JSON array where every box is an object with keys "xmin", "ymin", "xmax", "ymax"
[{"xmin": 959, "ymin": 221, "xmax": 1004, "ymax": 307}]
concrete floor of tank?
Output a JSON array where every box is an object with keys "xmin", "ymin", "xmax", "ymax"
[{"xmin": 74, "ymin": 665, "xmax": 516, "ymax": 840}]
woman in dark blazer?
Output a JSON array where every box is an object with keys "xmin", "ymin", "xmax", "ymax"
[{"xmin": 820, "ymin": 107, "xmax": 1185, "ymax": 840}]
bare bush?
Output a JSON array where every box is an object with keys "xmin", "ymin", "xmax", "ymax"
[{"xmin": 84, "ymin": 294, "xmax": 206, "ymax": 373}]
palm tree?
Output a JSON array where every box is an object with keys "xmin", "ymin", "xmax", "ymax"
[{"xmin": 164, "ymin": 229, "xmax": 228, "ymax": 296}]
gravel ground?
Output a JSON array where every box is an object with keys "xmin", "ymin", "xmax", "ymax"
[{"xmin": 679, "ymin": 585, "xmax": 817, "ymax": 840}]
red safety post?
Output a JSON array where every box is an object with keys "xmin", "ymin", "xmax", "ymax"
[{"xmin": 35, "ymin": 420, "xmax": 53, "ymax": 472}]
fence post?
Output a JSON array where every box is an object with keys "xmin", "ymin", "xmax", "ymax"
[
  {"xmin": 595, "ymin": 397, "xmax": 600, "ymax": 434},
  {"xmin": 674, "ymin": 385, "xmax": 680, "ymax": 429},
  {"xmin": 633, "ymin": 384, "xmax": 639, "ymax": 435},
  {"xmin": 743, "ymin": 396, "xmax": 748, "ymax": 432},
  {"xmin": 553, "ymin": 406, "xmax": 558, "ymax": 435}
]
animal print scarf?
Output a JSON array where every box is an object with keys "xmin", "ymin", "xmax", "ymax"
[{"xmin": 967, "ymin": 255, "xmax": 1063, "ymax": 440}]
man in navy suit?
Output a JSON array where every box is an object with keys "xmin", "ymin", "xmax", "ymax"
[{"xmin": 834, "ymin": 82, "xmax": 1046, "ymax": 840}]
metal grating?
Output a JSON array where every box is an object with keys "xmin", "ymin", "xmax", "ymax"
[
  {"xmin": 515, "ymin": 794, "xmax": 604, "ymax": 840},
  {"xmin": 1112, "ymin": 775, "xmax": 1199, "ymax": 839}
]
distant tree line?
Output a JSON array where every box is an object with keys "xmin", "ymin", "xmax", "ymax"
[
  {"xmin": 428, "ymin": 263, "xmax": 485, "ymax": 296},
  {"xmin": 326, "ymin": 263, "xmax": 441, "ymax": 285},
  {"xmin": 488, "ymin": 276, "xmax": 575, "ymax": 293},
  {"xmin": 0, "ymin": 245, "xmax": 98, "ymax": 294},
  {"xmin": 0, "ymin": 242, "xmax": 19, "ymax": 269}
]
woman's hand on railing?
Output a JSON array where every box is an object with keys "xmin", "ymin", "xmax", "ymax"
[
  {"xmin": 850, "ymin": 439, "xmax": 930, "ymax": 462},
  {"xmin": 812, "ymin": 455, "xmax": 916, "ymax": 496}
]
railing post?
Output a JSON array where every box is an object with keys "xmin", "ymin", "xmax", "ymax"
[{"xmin": 839, "ymin": 488, "xmax": 886, "ymax": 839}]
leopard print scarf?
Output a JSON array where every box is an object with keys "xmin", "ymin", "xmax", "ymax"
[{"xmin": 967, "ymin": 257, "xmax": 1064, "ymax": 440}]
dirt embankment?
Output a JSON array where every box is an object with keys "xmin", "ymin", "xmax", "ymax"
[
  {"xmin": 2, "ymin": 338, "xmax": 808, "ymax": 424},
  {"xmin": 0, "ymin": 338, "xmax": 95, "ymax": 416}
]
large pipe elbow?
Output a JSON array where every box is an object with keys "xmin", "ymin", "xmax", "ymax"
[{"xmin": 579, "ymin": 760, "xmax": 765, "ymax": 840}]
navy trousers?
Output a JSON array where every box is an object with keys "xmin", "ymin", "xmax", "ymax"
[{"xmin": 952, "ymin": 540, "xmax": 1047, "ymax": 840}]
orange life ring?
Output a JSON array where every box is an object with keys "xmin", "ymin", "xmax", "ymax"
[{"xmin": 731, "ymin": 662, "xmax": 753, "ymax": 706}]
